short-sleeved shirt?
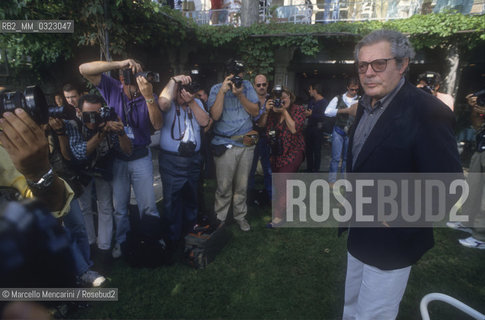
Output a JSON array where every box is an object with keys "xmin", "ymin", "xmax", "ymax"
[
  {"xmin": 96, "ymin": 74, "xmax": 156, "ymax": 147},
  {"xmin": 208, "ymin": 79, "xmax": 259, "ymax": 147},
  {"xmin": 266, "ymin": 105, "xmax": 306, "ymax": 169},
  {"xmin": 159, "ymin": 99, "xmax": 207, "ymax": 153}
]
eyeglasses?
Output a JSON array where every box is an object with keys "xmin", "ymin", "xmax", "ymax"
[
  {"xmin": 348, "ymin": 88, "xmax": 359, "ymax": 92},
  {"xmin": 357, "ymin": 58, "xmax": 396, "ymax": 74},
  {"xmin": 256, "ymin": 83, "xmax": 267, "ymax": 88}
]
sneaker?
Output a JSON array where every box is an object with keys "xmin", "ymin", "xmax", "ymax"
[
  {"xmin": 80, "ymin": 270, "xmax": 106, "ymax": 287},
  {"xmin": 237, "ymin": 219, "xmax": 250, "ymax": 232},
  {"xmin": 459, "ymin": 236, "xmax": 485, "ymax": 249},
  {"xmin": 112, "ymin": 243, "xmax": 122, "ymax": 259},
  {"xmin": 446, "ymin": 222, "xmax": 473, "ymax": 234}
]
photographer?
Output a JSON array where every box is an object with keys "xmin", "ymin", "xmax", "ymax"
[
  {"xmin": 258, "ymin": 86, "xmax": 306, "ymax": 228},
  {"xmin": 158, "ymin": 74, "xmax": 209, "ymax": 253},
  {"xmin": 448, "ymin": 91, "xmax": 485, "ymax": 249},
  {"xmin": 79, "ymin": 59, "xmax": 162, "ymax": 258},
  {"xmin": 324, "ymin": 77, "xmax": 360, "ymax": 185},
  {"xmin": 417, "ymin": 71, "xmax": 454, "ymax": 110},
  {"xmin": 65, "ymin": 94, "xmax": 132, "ymax": 261},
  {"xmin": 208, "ymin": 59, "xmax": 259, "ymax": 231}
]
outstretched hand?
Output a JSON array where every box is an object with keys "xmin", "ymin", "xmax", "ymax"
[{"xmin": 0, "ymin": 109, "xmax": 50, "ymax": 181}]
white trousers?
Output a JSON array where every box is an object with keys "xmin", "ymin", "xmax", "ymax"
[{"xmin": 343, "ymin": 252, "xmax": 411, "ymax": 320}]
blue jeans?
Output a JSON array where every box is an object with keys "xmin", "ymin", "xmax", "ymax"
[
  {"xmin": 113, "ymin": 149, "xmax": 159, "ymax": 245},
  {"xmin": 329, "ymin": 127, "xmax": 349, "ymax": 183},
  {"xmin": 248, "ymin": 135, "xmax": 272, "ymax": 197},
  {"xmin": 159, "ymin": 152, "xmax": 201, "ymax": 242},
  {"xmin": 63, "ymin": 198, "xmax": 92, "ymax": 276}
]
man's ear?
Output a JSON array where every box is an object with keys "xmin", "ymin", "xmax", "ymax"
[{"xmin": 399, "ymin": 58, "xmax": 409, "ymax": 75}]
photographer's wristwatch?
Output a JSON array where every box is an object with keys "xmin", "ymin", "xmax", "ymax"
[{"xmin": 26, "ymin": 168, "xmax": 55, "ymax": 191}]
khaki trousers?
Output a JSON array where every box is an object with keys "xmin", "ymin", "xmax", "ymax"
[{"xmin": 214, "ymin": 145, "xmax": 255, "ymax": 222}]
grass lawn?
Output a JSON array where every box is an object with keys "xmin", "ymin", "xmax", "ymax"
[{"xmin": 72, "ymin": 178, "xmax": 485, "ymax": 320}]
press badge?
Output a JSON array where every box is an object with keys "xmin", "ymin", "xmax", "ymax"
[{"xmin": 124, "ymin": 126, "xmax": 135, "ymax": 139}]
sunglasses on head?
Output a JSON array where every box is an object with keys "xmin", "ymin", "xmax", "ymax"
[{"xmin": 256, "ymin": 83, "xmax": 267, "ymax": 88}]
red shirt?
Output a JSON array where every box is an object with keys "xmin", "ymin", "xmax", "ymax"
[
  {"xmin": 211, "ymin": 0, "xmax": 223, "ymax": 9},
  {"xmin": 266, "ymin": 104, "xmax": 306, "ymax": 169}
]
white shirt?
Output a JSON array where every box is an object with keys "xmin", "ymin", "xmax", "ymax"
[
  {"xmin": 324, "ymin": 91, "xmax": 359, "ymax": 117},
  {"xmin": 436, "ymin": 92, "xmax": 454, "ymax": 111}
]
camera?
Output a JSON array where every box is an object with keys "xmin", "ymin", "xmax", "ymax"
[
  {"xmin": 0, "ymin": 86, "xmax": 49, "ymax": 125},
  {"xmin": 418, "ymin": 72, "xmax": 437, "ymax": 94},
  {"xmin": 472, "ymin": 89, "xmax": 485, "ymax": 107},
  {"xmin": 230, "ymin": 75, "xmax": 244, "ymax": 89},
  {"xmin": 82, "ymin": 106, "xmax": 118, "ymax": 126},
  {"xmin": 272, "ymin": 85, "xmax": 283, "ymax": 108},
  {"xmin": 99, "ymin": 106, "xmax": 118, "ymax": 122},
  {"xmin": 181, "ymin": 69, "xmax": 202, "ymax": 94},
  {"xmin": 268, "ymin": 129, "xmax": 283, "ymax": 156},
  {"xmin": 178, "ymin": 141, "xmax": 197, "ymax": 157},
  {"xmin": 122, "ymin": 69, "xmax": 160, "ymax": 85},
  {"xmin": 47, "ymin": 104, "xmax": 77, "ymax": 120}
]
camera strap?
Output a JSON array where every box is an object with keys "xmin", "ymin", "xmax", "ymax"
[
  {"xmin": 120, "ymin": 91, "xmax": 138, "ymax": 129},
  {"xmin": 171, "ymin": 104, "xmax": 194, "ymax": 141}
]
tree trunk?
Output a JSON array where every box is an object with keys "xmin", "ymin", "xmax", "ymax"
[
  {"xmin": 241, "ymin": 0, "xmax": 259, "ymax": 27},
  {"xmin": 444, "ymin": 45, "xmax": 460, "ymax": 97}
]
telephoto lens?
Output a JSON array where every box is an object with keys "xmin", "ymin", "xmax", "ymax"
[{"xmin": 0, "ymin": 86, "xmax": 49, "ymax": 124}]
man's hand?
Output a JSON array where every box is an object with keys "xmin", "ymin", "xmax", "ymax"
[
  {"xmin": 173, "ymin": 75, "xmax": 192, "ymax": 86},
  {"xmin": 104, "ymin": 119, "xmax": 125, "ymax": 135},
  {"xmin": 221, "ymin": 75, "xmax": 233, "ymax": 94},
  {"xmin": 347, "ymin": 103, "xmax": 358, "ymax": 117},
  {"xmin": 119, "ymin": 59, "xmax": 142, "ymax": 74},
  {"xmin": 137, "ymin": 76, "xmax": 154, "ymax": 100},
  {"xmin": 0, "ymin": 109, "xmax": 50, "ymax": 182},
  {"xmin": 232, "ymin": 81, "xmax": 244, "ymax": 97},
  {"xmin": 48, "ymin": 118, "xmax": 64, "ymax": 132},
  {"xmin": 180, "ymin": 88, "xmax": 195, "ymax": 104}
]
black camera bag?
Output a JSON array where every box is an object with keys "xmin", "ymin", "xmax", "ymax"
[
  {"xmin": 184, "ymin": 224, "xmax": 232, "ymax": 269},
  {"xmin": 210, "ymin": 143, "xmax": 228, "ymax": 157}
]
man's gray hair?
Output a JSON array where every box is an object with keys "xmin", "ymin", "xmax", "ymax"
[{"xmin": 354, "ymin": 29, "xmax": 415, "ymax": 67}]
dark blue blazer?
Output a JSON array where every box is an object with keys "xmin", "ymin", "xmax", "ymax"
[{"xmin": 345, "ymin": 81, "xmax": 462, "ymax": 270}]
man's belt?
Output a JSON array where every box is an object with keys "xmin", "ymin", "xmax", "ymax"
[{"xmin": 214, "ymin": 130, "xmax": 259, "ymax": 146}]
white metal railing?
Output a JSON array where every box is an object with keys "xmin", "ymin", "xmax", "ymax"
[
  {"xmin": 180, "ymin": 0, "xmax": 485, "ymax": 26},
  {"xmin": 420, "ymin": 293, "xmax": 485, "ymax": 320}
]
